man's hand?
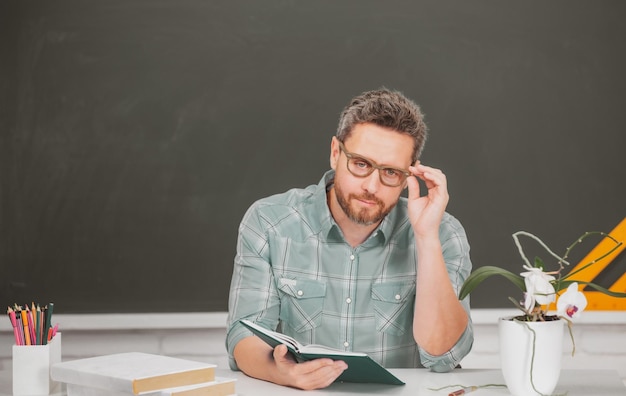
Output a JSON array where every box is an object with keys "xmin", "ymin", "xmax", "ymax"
[
  {"xmin": 233, "ymin": 336, "xmax": 347, "ymax": 390},
  {"xmin": 406, "ymin": 163, "xmax": 449, "ymax": 238},
  {"xmin": 271, "ymin": 344, "xmax": 348, "ymax": 390}
]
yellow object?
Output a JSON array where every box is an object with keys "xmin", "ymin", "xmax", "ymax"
[{"xmin": 567, "ymin": 217, "xmax": 626, "ymax": 310}]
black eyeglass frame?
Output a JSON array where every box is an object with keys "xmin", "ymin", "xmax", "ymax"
[{"xmin": 337, "ymin": 141, "xmax": 411, "ymax": 187}]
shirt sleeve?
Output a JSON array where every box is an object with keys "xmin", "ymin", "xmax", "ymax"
[
  {"xmin": 418, "ymin": 213, "xmax": 474, "ymax": 372},
  {"xmin": 225, "ymin": 202, "xmax": 281, "ymax": 370}
]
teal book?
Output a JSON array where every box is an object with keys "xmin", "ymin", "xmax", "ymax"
[{"xmin": 240, "ymin": 320, "xmax": 405, "ymax": 385}]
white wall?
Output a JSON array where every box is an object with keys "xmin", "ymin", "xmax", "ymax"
[{"xmin": 1, "ymin": 311, "xmax": 624, "ymax": 386}]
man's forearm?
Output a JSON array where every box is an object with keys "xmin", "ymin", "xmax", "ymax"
[
  {"xmin": 412, "ymin": 236, "xmax": 469, "ymax": 355},
  {"xmin": 233, "ymin": 336, "xmax": 280, "ymax": 383}
]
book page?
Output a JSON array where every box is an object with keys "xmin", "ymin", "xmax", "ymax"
[
  {"xmin": 241, "ymin": 320, "xmax": 366, "ymax": 356},
  {"xmin": 240, "ymin": 320, "xmax": 304, "ymax": 351},
  {"xmin": 300, "ymin": 344, "xmax": 367, "ymax": 356},
  {"xmin": 265, "ymin": 330, "xmax": 302, "ymax": 351}
]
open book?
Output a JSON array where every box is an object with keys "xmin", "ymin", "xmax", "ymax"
[{"xmin": 240, "ymin": 319, "xmax": 404, "ymax": 385}]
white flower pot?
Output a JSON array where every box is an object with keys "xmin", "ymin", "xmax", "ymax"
[{"xmin": 499, "ymin": 316, "xmax": 564, "ymax": 396}]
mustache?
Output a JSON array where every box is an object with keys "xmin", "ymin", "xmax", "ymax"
[{"xmin": 351, "ymin": 192, "xmax": 383, "ymax": 206}]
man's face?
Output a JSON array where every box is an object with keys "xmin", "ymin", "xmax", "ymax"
[{"xmin": 330, "ymin": 123, "xmax": 414, "ymax": 226}]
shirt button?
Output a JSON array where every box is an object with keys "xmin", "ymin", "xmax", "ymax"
[
  {"xmin": 343, "ymin": 342, "xmax": 349, "ymax": 347},
  {"xmin": 395, "ymin": 294, "xmax": 401, "ymax": 300},
  {"xmin": 346, "ymin": 298, "xmax": 352, "ymax": 304},
  {"xmin": 297, "ymin": 290, "xmax": 304, "ymax": 296},
  {"xmin": 349, "ymin": 254, "xmax": 355, "ymax": 260}
]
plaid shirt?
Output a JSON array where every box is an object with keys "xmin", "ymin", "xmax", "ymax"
[{"xmin": 226, "ymin": 170, "xmax": 473, "ymax": 372}]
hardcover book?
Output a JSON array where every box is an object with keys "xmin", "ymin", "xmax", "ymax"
[
  {"xmin": 66, "ymin": 377, "xmax": 236, "ymax": 396},
  {"xmin": 51, "ymin": 352, "xmax": 216, "ymax": 395},
  {"xmin": 240, "ymin": 319, "xmax": 405, "ymax": 385}
]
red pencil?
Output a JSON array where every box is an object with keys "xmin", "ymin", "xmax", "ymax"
[{"xmin": 7, "ymin": 307, "xmax": 22, "ymax": 345}]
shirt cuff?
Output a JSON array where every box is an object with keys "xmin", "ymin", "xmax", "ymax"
[
  {"xmin": 419, "ymin": 322, "xmax": 474, "ymax": 372},
  {"xmin": 225, "ymin": 322, "xmax": 254, "ymax": 370}
]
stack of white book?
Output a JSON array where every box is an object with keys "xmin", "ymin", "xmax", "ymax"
[{"xmin": 51, "ymin": 352, "xmax": 236, "ymax": 396}]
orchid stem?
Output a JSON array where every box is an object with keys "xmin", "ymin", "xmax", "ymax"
[{"xmin": 513, "ymin": 231, "xmax": 569, "ymax": 269}]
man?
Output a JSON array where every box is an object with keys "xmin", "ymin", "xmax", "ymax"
[{"xmin": 226, "ymin": 88, "xmax": 473, "ymax": 390}]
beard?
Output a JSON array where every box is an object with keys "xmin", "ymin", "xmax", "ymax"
[{"xmin": 333, "ymin": 183, "xmax": 394, "ymax": 226}]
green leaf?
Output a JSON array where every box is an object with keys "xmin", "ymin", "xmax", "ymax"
[
  {"xmin": 554, "ymin": 280, "xmax": 626, "ymax": 298},
  {"xmin": 458, "ymin": 266, "xmax": 526, "ymax": 301},
  {"xmin": 534, "ymin": 256, "xmax": 545, "ymax": 270},
  {"xmin": 576, "ymin": 281, "xmax": 626, "ymax": 298}
]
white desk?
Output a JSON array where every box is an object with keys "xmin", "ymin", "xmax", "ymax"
[
  {"xmin": 1, "ymin": 368, "xmax": 624, "ymax": 395},
  {"xmin": 220, "ymin": 369, "xmax": 625, "ymax": 395}
]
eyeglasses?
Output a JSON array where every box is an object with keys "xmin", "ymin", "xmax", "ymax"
[{"xmin": 337, "ymin": 141, "xmax": 411, "ymax": 187}]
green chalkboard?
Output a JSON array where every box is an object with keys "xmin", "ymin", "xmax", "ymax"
[{"xmin": 1, "ymin": 0, "xmax": 625, "ymax": 313}]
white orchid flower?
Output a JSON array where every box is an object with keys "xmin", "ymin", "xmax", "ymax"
[
  {"xmin": 520, "ymin": 265, "xmax": 556, "ymax": 306},
  {"xmin": 557, "ymin": 282, "xmax": 588, "ymax": 319},
  {"xmin": 523, "ymin": 292, "xmax": 535, "ymax": 312}
]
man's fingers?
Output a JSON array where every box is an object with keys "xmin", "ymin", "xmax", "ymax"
[
  {"xmin": 406, "ymin": 170, "xmax": 421, "ymax": 201},
  {"xmin": 273, "ymin": 344, "xmax": 294, "ymax": 363},
  {"xmin": 291, "ymin": 360, "xmax": 348, "ymax": 390},
  {"xmin": 273, "ymin": 345, "xmax": 347, "ymax": 390},
  {"xmin": 411, "ymin": 164, "xmax": 446, "ymax": 187}
]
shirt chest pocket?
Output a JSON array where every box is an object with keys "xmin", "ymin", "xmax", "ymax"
[
  {"xmin": 278, "ymin": 278, "xmax": 326, "ymax": 333},
  {"xmin": 371, "ymin": 281, "xmax": 416, "ymax": 336}
]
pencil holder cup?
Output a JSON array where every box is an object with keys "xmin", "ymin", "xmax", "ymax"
[{"xmin": 12, "ymin": 333, "xmax": 62, "ymax": 395}]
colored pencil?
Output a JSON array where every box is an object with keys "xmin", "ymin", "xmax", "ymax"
[{"xmin": 21, "ymin": 309, "xmax": 31, "ymax": 345}]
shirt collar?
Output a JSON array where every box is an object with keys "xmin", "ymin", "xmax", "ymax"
[{"xmin": 314, "ymin": 170, "xmax": 339, "ymax": 240}]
